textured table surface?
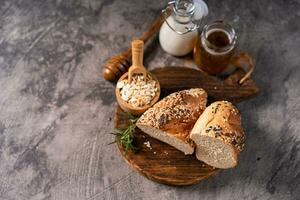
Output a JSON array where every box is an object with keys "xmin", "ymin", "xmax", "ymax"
[{"xmin": 0, "ymin": 0, "xmax": 300, "ymax": 199}]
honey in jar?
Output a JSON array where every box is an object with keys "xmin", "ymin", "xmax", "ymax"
[{"xmin": 194, "ymin": 21, "xmax": 237, "ymax": 74}]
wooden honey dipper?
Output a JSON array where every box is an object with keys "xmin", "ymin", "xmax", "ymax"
[{"xmin": 102, "ymin": 13, "xmax": 167, "ymax": 82}]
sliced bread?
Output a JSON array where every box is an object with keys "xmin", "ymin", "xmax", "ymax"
[
  {"xmin": 136, "ymin": 88, "xmax": 207, "ymax": 154},
  {"xmin": 190, "ymin": 101, "xmax": 245, "ymax": 168}
]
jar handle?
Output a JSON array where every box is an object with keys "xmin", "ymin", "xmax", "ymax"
[
  {"xmin": 161, "ymin": 1, "xmax": 199, "ymax": 35},
  {"xmin": 230, "ymin": 52, "xmax": 254, "ymax": 85}
]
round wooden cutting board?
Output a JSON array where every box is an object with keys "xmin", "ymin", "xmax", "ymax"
[{"xmin": 114, "ymin": 67, "xmax": 259, "ymax": 186}]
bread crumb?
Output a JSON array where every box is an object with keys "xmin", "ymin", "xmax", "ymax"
[
  {"xmin": 143, "ymin": 141, "xmax": 152, "ymax": 149},
  {"xmin": 153, "ymin": 151, "xmax": 157, "ymax": 154}
]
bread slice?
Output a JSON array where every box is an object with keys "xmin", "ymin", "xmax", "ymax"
[
  {"xmin": 136, "ymin": 88, "xmax": 207, "ymax": 154},
  {"xmin": 190, "ymin": 101, "xmax": 245, "ymax": 168}
]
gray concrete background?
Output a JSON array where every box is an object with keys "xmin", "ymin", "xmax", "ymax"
[{"xmin": 0, "ymin": 0, "xmax": 299, "ymax": 199}]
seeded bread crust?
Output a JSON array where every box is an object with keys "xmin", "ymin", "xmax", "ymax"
[
  {"xmin": 190, "ymin": 101, "xmax": 245, "ymax": 169},
  {"xmin": 137, "ymin": 88, "xmax": 207, "ymax": 153},
  {"xmin": 191, "ymin": 101, "xmax": 245, "ymax": 159}
]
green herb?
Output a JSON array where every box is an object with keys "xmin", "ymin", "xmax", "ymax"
[{"xmin": 110, "ymin": 112, "xmax": 139, "ymax": 153}]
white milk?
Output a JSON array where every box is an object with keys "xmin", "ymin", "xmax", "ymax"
[
  {"xmin": 159, "ymin": 16, "xmax": 198, "ymax": 56},
  {"xmin": 159, "ymin": 0, "xmax": 208, "ymax": 56}
]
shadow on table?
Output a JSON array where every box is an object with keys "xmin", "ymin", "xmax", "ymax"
[
  {"xmin": 174, "ymin": 88, "xmax": 300, "ymax": 198},
  {"xmin": 140, "ymin": 27, "xmax": 300, "ymax": 199}
]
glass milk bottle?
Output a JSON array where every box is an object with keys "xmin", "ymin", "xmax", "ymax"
[{"xmin": 159, "ymin": 0, "xmax": 208, "ymax": 56}]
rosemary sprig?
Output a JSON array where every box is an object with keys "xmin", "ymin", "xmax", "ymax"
[{"xmin": 110, "ymin": 112, "xmax": 139, "ymax": 153}]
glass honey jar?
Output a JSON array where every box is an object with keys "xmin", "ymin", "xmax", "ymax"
[{"xmin": 194, "ymin": 20, "xmax": 237, "ymax": 74}]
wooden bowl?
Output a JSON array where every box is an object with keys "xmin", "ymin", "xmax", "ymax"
[{"xmin": 115, "ymin": 72, "xmax": 161, "ymax": 116}]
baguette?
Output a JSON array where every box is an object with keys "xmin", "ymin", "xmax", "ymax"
[
  {"xmin": 190, "ymin": 101, "xmax": 245, "ymax": 168},
  {"xmin": 137, "ymin": 88, "xmax": 207, "ymax": 154}
]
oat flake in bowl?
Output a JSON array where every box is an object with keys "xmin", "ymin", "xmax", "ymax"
[{"xmin": 117, "ymin": 74, "xmax": 158, "ymax": 108}]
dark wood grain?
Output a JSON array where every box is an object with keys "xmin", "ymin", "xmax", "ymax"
[
  {"xmin": 115, "ymin": 67, "xmax": 259, "ymax": 186},
  {"xmin": 115, "ymin": 106, "xmax": 218, "ymax": 186},
  {"xmin": 153, "ymin": 67, "xmax": 259, "ymax": 104}
]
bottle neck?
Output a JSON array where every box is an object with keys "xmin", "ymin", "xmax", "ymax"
[{"xmin": 172, "ymin": 0, "xmax": 195, "ymax": 24}]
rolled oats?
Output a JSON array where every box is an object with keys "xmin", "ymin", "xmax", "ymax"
[{"xmin": 118, "ymin": 74, "xmax": 158, "ymax": 107}]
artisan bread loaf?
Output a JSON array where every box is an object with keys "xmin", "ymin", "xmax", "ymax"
[
  {"xmin": 137, "ymin": 88, "xmax": 207, "ymax": 154},
  {"xmin": 190, "ymin": 101, "xmax": 245, "ymax": 169}
]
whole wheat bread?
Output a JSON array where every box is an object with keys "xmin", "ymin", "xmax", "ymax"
[
  {"xmin": 190, "ymin": 101, "xmax": 245, "ymax": 169},
  {"xmin": 136, "ymin": 88, "xmax": 207, "ymax": 154}
]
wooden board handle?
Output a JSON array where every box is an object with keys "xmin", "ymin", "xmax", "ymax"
[{"xmin": 230, "ymin": 52, "xmax": 254, "ymax": 84}]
